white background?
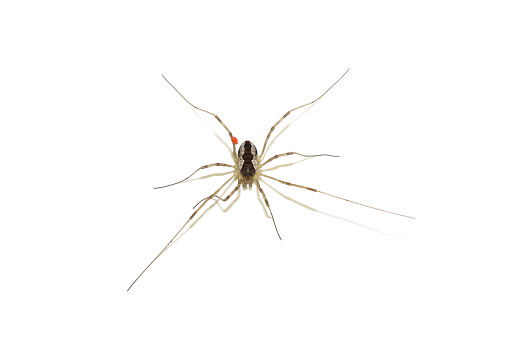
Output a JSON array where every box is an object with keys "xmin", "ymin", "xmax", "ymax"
[{"xmin": 1, "ymin": 1, "xmax": 507, "ymax": 338}]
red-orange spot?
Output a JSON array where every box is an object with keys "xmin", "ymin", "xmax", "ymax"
[{"xmin": 231, "ymin": 136, "xmax": 238, "ymax": 144}]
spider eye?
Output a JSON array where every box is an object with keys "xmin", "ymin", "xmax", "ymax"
[{"xmin": 231, "ymin": 136, "xmax": 238, "ymax": 144}]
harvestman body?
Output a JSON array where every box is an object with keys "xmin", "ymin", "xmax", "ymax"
[{"xmin": 127, "ymin": 69, "xmax": 413, "ymax": 291}]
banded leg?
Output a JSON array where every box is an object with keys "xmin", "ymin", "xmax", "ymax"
[
  {"xmin": 258, "ymin": 69, "xmax": 350, "ymax": 159},
  {"xmin": 256, "ymin": 180, "xmax": 282, "ymax": 240},
  {"xmin": 161, "ymin": 74, "xmax": 238, "ymax": 156},
  {"xmin": 261, "ymin": 152, "xmax": 340, "ymax": 168},
  {"xmin": 154, "ymin": 163, "xmax": 234, "ymax": 189},
  {"xmin": 193, "ymin": 181, "xmax": 241, "ymax": 209},
  {"xmin": 127, "ymin": 175, "xmax": 235, "ymax": 291},
  {"xmin": 261, "ymin": 174, "xmax": 414, "ymax": 219}
]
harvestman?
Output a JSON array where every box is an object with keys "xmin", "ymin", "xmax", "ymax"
[{"xmin": 127, "ymin": 69, "xmax": 413, "ymax": 291}]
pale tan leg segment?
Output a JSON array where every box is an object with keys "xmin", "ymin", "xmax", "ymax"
[
  {"xmin": 261, "ymin": 152, "xmax": 340, "ymax": 168},
  {"xmin": 261, "ymin": 174, "xmax": 414, "ymax": 219},
  {"xmin": 127, "ymin": 175, "xmax": 235, "ymax": 291},
  {"xmin": 193, "ymin": 181, "xmax": 241, "ymax": 209},
  {"xmin": 256, "ymin": 180, "xmax": 282, "ymax": 240},
  {"xmin": 162, "ymin": 75, "xmax": 238, "ymax": 156},
  {"xmin": 154, "ymin": 163, "xmax": 234, "ymax": 189},
  {"xmin": 259, "ymin": 69, "xmax": 350, "ymax": 159}
]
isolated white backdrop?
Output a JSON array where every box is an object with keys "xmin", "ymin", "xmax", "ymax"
[{"xmin": 1, "ymin": 0, "xmax": 507, "ymax": 338}]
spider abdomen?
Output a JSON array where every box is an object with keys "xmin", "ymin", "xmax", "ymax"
[{"xmin": 238, "ymin": 140, "xmax": 258, "ymax": 179}]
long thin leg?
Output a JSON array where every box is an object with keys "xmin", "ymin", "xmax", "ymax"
[
  {"xmin": 161, "ymin": 75, "xmax": 238, "ymax": 156},
  {"xmin": 258, "ymin": 69, "xmax": 350, "ymax": 159},
  {"xmin": 256, "ymin": 180, "xmax": 282, "ymax": 240},
  {"xmin": 193, "ymin": 182, "xmax": 240, "ymax": 209},
  {"xmin": 261, "ymin": 174, "xmax": 414, "ymax": 219},
  {"xmin": 127, "ymin": 175, "xmax": 235, "ymax": 291},
  {"xmin": 154, "ymin": 163, "xmax": 234, "ymax": 189},
  {"xmin": 261, "ymin": 152, "xmax": 340, "ymax": 168}
]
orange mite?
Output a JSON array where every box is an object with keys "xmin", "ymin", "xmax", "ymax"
[{"xmin": 231, "ymin": 136, "xmax": 238, "ymax": 144}]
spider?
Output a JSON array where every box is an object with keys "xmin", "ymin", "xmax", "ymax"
[{"xmin": 127, "ymin": 69, "xmax": 413, "ymax": 291}]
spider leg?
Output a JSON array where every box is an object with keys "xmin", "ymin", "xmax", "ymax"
[
  {"xmin": 261, "ymin": 152, "xmax": 340, "ymax": 168},
  {"xmin": 154, "ymin": 163, "xmax": 234, "ymax": 189},
  {"xmin": 256, "ymin": 180, "xmax": 282, "ymax": 240},
  {"xmin": 258, "ymin": 69, "xmax": 350, "ymax": 159},
  {"xmin": 261, "ymin": 174, "xmax": 414, "ymax": 219},
  {"xmin": 127, "ymin": 175, "xmax": 235, "ymax": 291},
  {"xmin": 193, "ymin": 181, "xmax": 240, "ymax": 209},
  {"xmin": 161, "ymin": 74, "xmax": 238, "ymax": 156}
]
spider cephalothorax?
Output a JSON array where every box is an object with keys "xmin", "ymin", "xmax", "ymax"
[{"xmin": 237, "ymin": 140, "xmax": 259, "ymax": 188}]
